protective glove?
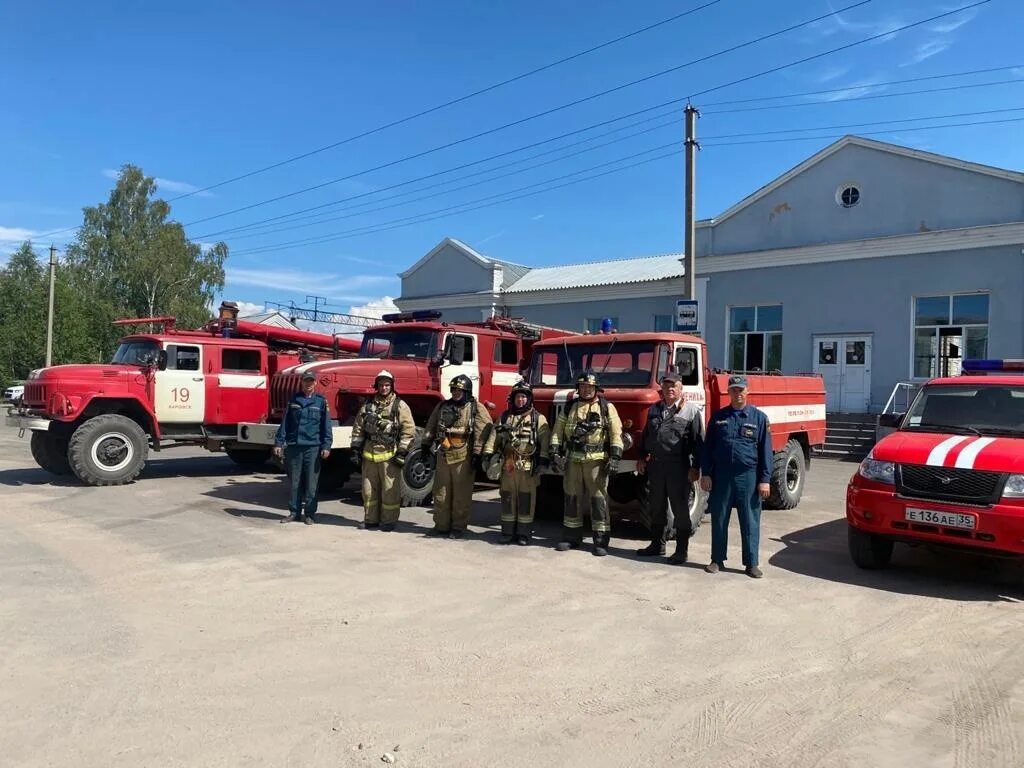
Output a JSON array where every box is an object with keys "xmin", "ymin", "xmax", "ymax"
[
  {"xmin": 349, "ymin": 444, "xmax": 363, "ymax": 467},
  {"xmin": 391, "ymin": 449, "xmax": 408, "ymax": 467},
  {"xmin": 607, "ymin": 446, "xmax": 623, "ymax": 473}
]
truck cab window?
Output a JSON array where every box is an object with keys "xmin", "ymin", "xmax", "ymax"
[
  {"xmin": 494, "ymin": 339, "xmax": 519, "ymax": 365},
  {"xmin": 222, "ymin": 348, "xmax": 261, "ymax": 372},
  {"xmin": 456, "ymin": 335, "xmax": 475, "ymax": 363},
  {"xmin": 166, "ymin": 345, "xmax": 200, "ymax": 371},
  {"xmin": 111, "ymin": 340, "xmax": 159, "ymax": 366},
  {"xmin": 674, "ymin": 348, "xmax": 699, "ymax": 386}
]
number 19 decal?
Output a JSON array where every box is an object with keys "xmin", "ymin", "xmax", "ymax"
[{"xmin": 172, "ymin": 387, "xmax": 191, "ymax": 403}]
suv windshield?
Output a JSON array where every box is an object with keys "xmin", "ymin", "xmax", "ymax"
[
  {"xmin": 111, "ymin": 340, "xmax": 159, "ymax": 366},
  {"xmin": 360, "ymin": 329, "xmax": 438, "ymax": 360},
  {"xmin": 903, "ymin": 384, "xmax": 1024, "ymax": 436},
  {"xmin": 529, "ymin": 342, "xmax": 664, "ymax": 388}
]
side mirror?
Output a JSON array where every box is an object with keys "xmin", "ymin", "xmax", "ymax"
[
  {"xmin": 448, "ymin": 336, "xmax": 466, "ymax": 366},
  {"xmin": 877, "ymin": 412, "xmax": 903, "ymax": 429},
  {"xmin": 157, "ymin": 350, "xmax": 168, "ymax": 371}
]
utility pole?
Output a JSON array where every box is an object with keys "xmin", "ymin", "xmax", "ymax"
[
  {"xmin": 45, "ymin": 245, "xmax": 57, "ymax": 367},
  {"xmin": 683, "ymin": 103, "xmax": 700, "ymax": 301},
  {"xmin": 305, "ymin": 294, "xmax": 327, "ymax": 322}
]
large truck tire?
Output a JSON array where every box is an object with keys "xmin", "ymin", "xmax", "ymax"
[
  {"xmin": 68, "ymin": 414, "xmax": 149, "ymax": 486},
  {"xmin": 226, "ymin": 447, "xmax": 273, "ymax": 469},
  {"xmin": 30, "ymin": 431, "xmax": 71, "ymax": 476},
  {"xmin": 766, "ymin": 439, "xmax": 806, "ymax": 510},
  {"xmin": 400, "ymin": 431, "xmax": 434, "ymax": 506},
  {"xmin": 848, "ymin": 525, "xmax": 894, "ymax": 570},
  {"xmin": 318, "ymin": 451, "xmax": 353, "ymax": 492}
]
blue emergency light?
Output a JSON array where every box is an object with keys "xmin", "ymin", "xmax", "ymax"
[
  {"xmin": 961, "ymin": 358, "xmax": 1024, "ymax": 373},
  {"xmin": 381, "ymin": 310, "xmax": 443, "ymax": 323}
]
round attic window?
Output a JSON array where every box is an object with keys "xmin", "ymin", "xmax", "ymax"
[{"xmin": 837, "ymin": 184, "xmax": 860, "ymax": 208}]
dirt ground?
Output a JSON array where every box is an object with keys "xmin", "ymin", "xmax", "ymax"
[{"xmin": 1, "ymin": 429, "xmax": 1022, "ymax": 768}]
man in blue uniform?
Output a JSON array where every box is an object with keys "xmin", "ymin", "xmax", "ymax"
[
  {"xmin": 699, "ymin": 375, "xmax": 772, "ymax": 578},
  {"xmin": 273, "ymin": 370, "xmax": 333, "ymax": 524}
]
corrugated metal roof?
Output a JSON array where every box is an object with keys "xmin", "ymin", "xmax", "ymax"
[{"xmin": 504, "ymin": 253, "xmax": 683, "ymax": 293}]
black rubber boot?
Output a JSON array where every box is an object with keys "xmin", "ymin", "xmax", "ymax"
[
  {"xmin": 636, "ymin": 541, "xmax": 666, "ymax": 557},
  {"xmin": 592, "ymin": 533, "xmax": 609, "ymax": 557},
  {"xmin": 668, "ymin": 537, "xmax": 689, "ymax": 565}
]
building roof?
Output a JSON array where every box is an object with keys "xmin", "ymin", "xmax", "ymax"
[
  {"xmin": 238, "ymin": 310, "xmax": 299, "ymax": 329},
  {"xmin": 504, "ymin": 253, "xmax": 683, "ymax": 293},
  {"xmin": 700, "ymin": 134, "xmax": 1024, "ymax": 228}
]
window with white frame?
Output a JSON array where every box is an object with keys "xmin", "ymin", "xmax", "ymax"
[
  {"xmin": 728, "ymin": 305, "xmax": 782, "ymax": 372},
  {"xmin": 653, "ymin": 314, "xmax": 673, "ymax": 332},
  {"xmin": 913, "ymin": 293, "xmax": 989, "ymax": 379},
  {"xmin": 586, "ymin": 317, "xmax": 618, "ymax": 334}
]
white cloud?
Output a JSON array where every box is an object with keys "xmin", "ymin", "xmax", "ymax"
[
  {"xmin": 816, "ymin": 79, "xmax": 886, "ymax": 102},
  {"xmin": 233, "ymin": 300, "xmax": 266, "ymax": 317},
  {"xmin": 901, "ymin": 38, "xmax": 952, "ymax": 66},
  {"xmin": 813, "ymin": 65, "xmax": 852, "ymax": 84},
  {"xmin": 531, "ymin": 213, "xmax": 545, "ymax": 221},
  {"xmin": 226, "ymin": 267, "xmax": 396, "ymax": 300},
  {"xmin": 930, "ymin": 7, "xmax": 979, "ymax": 34},
  {"xmin": 349, "ymin": 296, "xmax": 399, "ymax": 320},
  {"xmin": 477, "ymin": 230, "xmax": 505, "ymax": 245},
  {"xmin": 102, "ymin": 169, "xmax": 213, "ymax": 198},
  {"xmin": 0, "ymin": 225, "xmax": 38, "ymax": 243}
]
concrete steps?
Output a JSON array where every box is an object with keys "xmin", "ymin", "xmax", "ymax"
[{"xmin": 814, "ymin": 412, "xmax": 876, "ymax": 461}]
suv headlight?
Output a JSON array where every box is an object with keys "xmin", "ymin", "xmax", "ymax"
[
  {"xmin": 1003, "ymin": 474, "xmax": 1024, "ymax": 499},
  {"xmin": 859, "ymin": 457, "xmax": 895, "ymax": 485}
]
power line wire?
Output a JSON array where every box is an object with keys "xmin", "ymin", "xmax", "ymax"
[
  {"xmin": 705, "ymin": 77, "xmax": 1024, "ymax": 114},
  {"xmin": 700, "ymin": 63, "xmax": 1019, "ymax": 108},
  {"xmin": 200, "ymin": 68, "xmax": 1024, "ymax": 239},
  {"xmin": 197, "ymin": 108, "xmax": 683, "ymax": 238},
  {"xmin": 168, "ymin": 0, "xmax": 725, "ymax": 201},
  {"xmin": 218, "ymin": 106, "xmax": 1024, "ymax": 244},
  {"xmin": 181, "ymin": 0, "xmax": 874, "ymax": 229},
  {"xmin": 201, "ymin": 115, "xmax": 683, "ymax": 240},
  {"xmin": 228, "ymin": 113, "xmax": 1022, "ymax": 255}
]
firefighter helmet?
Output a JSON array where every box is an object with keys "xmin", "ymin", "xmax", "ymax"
[
  {"xmin": 374, "ymin": 369, "xmax": 395, "ymax": 389},
  {"xmin": 575, "ymin": 369, "xmax": 602, "ymax": 391},
  {"xmin": 449, "ymin": 374, "xmax": 473, "ymax": 396},
  {"xmin": 507, "ymin": 379, "xmax": 533, "ymax": 414}
]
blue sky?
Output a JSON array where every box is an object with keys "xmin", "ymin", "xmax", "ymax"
[{"xmin": 2, "ymin": 0, "xmax": 1021, "ymax": 318}]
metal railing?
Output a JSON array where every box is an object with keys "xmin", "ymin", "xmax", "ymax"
[{"xmin": 882, "ymin": 382, "xmax": 920, "ymax": 415}]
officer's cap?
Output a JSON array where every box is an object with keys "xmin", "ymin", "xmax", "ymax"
[
  {"xmin": 301, "ymin": 371, "xmax": 316, "ymax": 381},
  {"xmin": 661, "ymin": 372, "xmax": 682, "ymax": 385},
  {"xmin": 727, "ymin": 374, "xmax": 748, "ymax": 389}
]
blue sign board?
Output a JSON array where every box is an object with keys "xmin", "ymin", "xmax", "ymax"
[{"xmin": 676, "ymin": 300, "xmax": 699, "ymax": 332}]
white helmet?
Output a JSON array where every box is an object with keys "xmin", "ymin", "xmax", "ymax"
[{"xmin": 374, "ymin": 369, "xmax": 395, "ymax": 385}]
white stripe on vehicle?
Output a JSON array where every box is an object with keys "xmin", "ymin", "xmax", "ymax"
[
  {"xmin": 953, "ymin": 437, "xmax": 996, "ymax": 469},
  {"xmin": 491, "ymin": 370, "xmax": 525, "ymax": 387},
  {"xmin": 926, "ymin": 435, "xmax": 970, "ymax": 467},
  {"xmin": 219, "ymin": 373, "xmax": 267, "ymax": 389},
  {"xmin": 757, "ymin": 404, "xmax": 826, "ymax": 424}
]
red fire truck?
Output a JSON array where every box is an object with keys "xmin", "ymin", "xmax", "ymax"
[
  {"xmin": 526, "ymin": 331, "xmax": 827, "ymax": 533},
  {"xmin": 847, "ymin": 358, "xmax": 1024, "ymax": 572},
  {"xmin": 234, "ymin": 310, "xmax": 578, "ymax": 501},
  {"xmin": 4, "ymin": 302, "xmax": 361, "ymax": 485}
]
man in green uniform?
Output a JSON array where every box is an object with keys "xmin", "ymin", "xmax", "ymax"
[
  {"xmin": 423, "ymin": 374, "xmax": 495, "ymax": 539},
  {"xmin": 489, "ymin": 379, "xmax": 550, "ymax": 546},
  {"xmin": 550, "ymin": 369, "xmax": 624, "ymax": 557},
  {"xmin": 349, "ymin": 369, "xmax": 417, "ymax": 531}
]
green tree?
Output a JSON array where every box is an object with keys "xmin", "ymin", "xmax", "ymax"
[
  {"xmin": 0, "ymin": 243, "xmax": 46, "ymax": 387},
  {"xmin": 64, "ymin": 164, "xmax": 228, "ymax": 357}
]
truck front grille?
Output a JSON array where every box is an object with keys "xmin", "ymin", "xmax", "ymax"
[
  {"xmin": 897, "ymin": 464, "xmax": 1004, "ymax": 506},
  {"xmin": 24, "ymin": 382, "xmax": 47, "ymax": 408},
  {"xmin": 271, "ymin": 374, "xmax": 300, "ymax": 418}
]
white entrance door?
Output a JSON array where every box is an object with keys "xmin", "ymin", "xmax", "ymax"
[
  {"xmin": 812, "ymin": 335, "xmax": 872, "ymax": 413},
  {"xmin": 155, "ymin": 343, "xmax": 206, "ymax": 423}
]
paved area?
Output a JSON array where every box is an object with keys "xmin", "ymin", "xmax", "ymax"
[{"xmin": 1, "ymin": 428, "xmax": 1021, "ymax": 768}]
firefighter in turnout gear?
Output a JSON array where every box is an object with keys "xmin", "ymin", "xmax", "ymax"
[
  {"xmin": 423, "ymin": 374, "xmax": 495, "ymax": 538},
  {"xmin": 550, "ymin": 369, "xmax": 624, "ymax": 556},
  {"xmin": 349, "ymin": 370, "xmax": 416, "ymax": 531},
  {"xmin": 489, "ymin": 379, "xmax": 550, "ymax": 546}
]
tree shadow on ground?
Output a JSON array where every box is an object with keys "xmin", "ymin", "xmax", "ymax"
[{"xmin": 769, "ymin": 518, "xmax": 1024, "ymax": 602}]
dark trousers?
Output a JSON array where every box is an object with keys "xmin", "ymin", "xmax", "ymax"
[
  {"xmin": 647, "ymin": 458, "xmax": 692, "ymax": 543},
  {"xmin": 708, "ymin": 468, "xmax": 761, "ymax": 567},
  {"xmin": 287, "ymin": 445, "xmax": 322, "ymax": 517}
]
